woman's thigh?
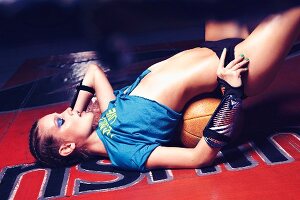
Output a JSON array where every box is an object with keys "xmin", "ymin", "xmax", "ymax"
[{"xmin": 234, "ymin": 7, "xmax": 300, "ymax": 97}]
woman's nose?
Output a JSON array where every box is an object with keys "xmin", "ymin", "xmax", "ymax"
[{"xmin": 63, "ymin": 107, "xmax": 73, "ymax": 116}]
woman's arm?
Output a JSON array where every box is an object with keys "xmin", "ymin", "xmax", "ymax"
[
  {"xmin": 72, "ymin": 64, "xmax": 115, "ymax": 113},
  {"xmin": 146, "ymin": 138, "xmax": 219, "ymax": 169},
  {"xmin": 146, "ymin": 49, "xmax": 248, "ymax": 170}
]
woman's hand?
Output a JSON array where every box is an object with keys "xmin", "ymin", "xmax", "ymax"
[{"xmin": 217, "ymin": 48, "xmax": 249, "ymax": 87}]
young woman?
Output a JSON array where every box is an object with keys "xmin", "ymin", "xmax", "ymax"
[{"xmin": 29, "ymin": 7, "xmax": 300, "ymax": 171}]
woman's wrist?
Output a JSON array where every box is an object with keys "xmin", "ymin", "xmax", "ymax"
[
  {"xmin": 71, "ymin": 64, "xmax": 98, "ymax": 111},
  {"xmin": 217, "ymin": 77, "xmax": 244, "ymax": 99}
]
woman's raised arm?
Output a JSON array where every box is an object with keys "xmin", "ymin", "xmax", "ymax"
[{"xmin": 72, "ymin": 64, "xmax": 115, "ymax": 113}]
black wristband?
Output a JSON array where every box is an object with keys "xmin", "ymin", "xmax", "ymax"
[
  {"xmin": 70, "ymin": 80, "xmax": 95, "ymax": 109},
  {"xmin": 217, "ymin": 77, "xmax": 244, "ymax": 99},
  {"xmin": 76, "ymin": 85, "xmax": 95, "ymax": 94}
]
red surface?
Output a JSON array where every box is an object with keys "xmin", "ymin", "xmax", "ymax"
[
  {"xmin": 0, "ymin": 52, "xmax": 300, "ymax": 200},
  {"xmin": 3, "ymin": 135, "xmax": 299, "ymax": 200}
]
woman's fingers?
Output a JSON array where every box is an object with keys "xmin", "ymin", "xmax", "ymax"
[
  {"xmin": 226, "ymin": 55, "xmax": 244, "ymax": 69},
  {"xmin": 217, "ymin": 51, "xmax": 249, "ymax": 83},
  {"xmin": 218, "ymin": 48, "xmax": 227, "ymax": 70},
  {"xmin": 231, "ymin": 59, "xmax": 249, "ymax": 70},
  {"xmin": 236, "ymin": 67, "xmax": 249, "ymax": 77}
]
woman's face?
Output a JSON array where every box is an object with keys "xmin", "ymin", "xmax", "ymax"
[{"xmin": 38, "ymin": 107, "xmax": 94, "ymax": 145}]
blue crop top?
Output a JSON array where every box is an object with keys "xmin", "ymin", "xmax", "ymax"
[{"xmin": 96, "ymin": 69, "xmax": 182, "ymax": 172}]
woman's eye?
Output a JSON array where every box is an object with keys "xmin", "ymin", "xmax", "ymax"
[{"xmin": 57, "ymin": 118, "xmax": 65, "ymax": 127}]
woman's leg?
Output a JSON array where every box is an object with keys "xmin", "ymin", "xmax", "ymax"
[
  {"xmin": 205, "ymin": 20, "xmax": 249, "ymax": 41},
  {"xmin": 234, "ymin": 6, "xmax": 300, "ymax": 96}
]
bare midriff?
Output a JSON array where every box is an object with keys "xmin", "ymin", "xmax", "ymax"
[{"xmin": 129, "ymin": 47, "xmax": 220, "ymax": 112}]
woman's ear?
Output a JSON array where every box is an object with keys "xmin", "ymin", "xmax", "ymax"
[{"xmin": 59, "ymin": 143, "xmax": 76, "ymax": 157}]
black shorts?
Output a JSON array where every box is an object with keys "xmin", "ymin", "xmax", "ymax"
[
  {"xmin": 200, "ymin": 38, "xmax": 245, "ymax": 97},
  {"xmin": 200, "ymin": 38, "xmax": 244, "ymax": 66}
]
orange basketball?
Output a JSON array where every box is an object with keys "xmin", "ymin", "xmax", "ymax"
[{"xmin": 180, "ymin": 98, "xmax": 221, "ymax": 148}]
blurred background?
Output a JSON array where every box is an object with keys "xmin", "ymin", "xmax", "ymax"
[{"xmin": 0, "ymin": 0, "xmax": 299, "ymax": 88}]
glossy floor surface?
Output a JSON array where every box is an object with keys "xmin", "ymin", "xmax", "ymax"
[
  {"xmin": 1, "ymin": 39, "xmax": 300, "ymax": 199},
  {"xmin": 1, "ymin": 3, "xmax": 300, "ymax": 198}
]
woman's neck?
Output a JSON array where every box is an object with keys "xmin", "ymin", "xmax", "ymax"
[{"xmin": 84, "ymin": 130, "xmax": 107, "ymax": 157}]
